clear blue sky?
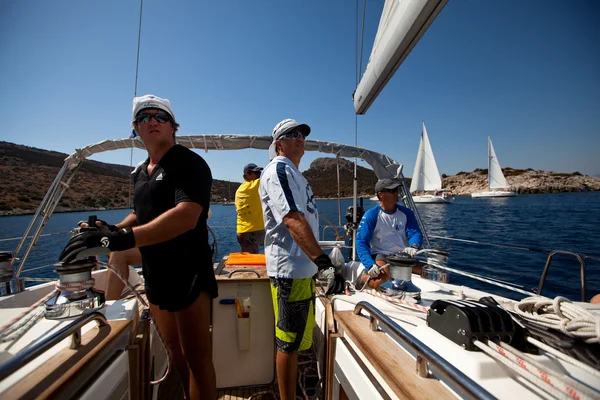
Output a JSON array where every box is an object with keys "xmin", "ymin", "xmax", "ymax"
[{"xmin": 1, "ymin": 0, "xmax": 598, "ymax": 182}]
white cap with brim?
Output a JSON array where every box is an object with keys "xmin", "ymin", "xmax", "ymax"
[
  {"xmin": 132, "ymin": 94, "xmax": 175, "ymax": 121},
  {"xmin": 269, "ymin": 118, "xmax": 311, "ymax": 160},
  {"xmin": 272, "ymin": 118, "xmax": 310, "ymax": 140}
]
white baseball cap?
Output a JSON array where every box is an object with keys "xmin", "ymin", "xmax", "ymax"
[
  {"xmin": 132, "ymin": 94, "xmax": 176, "ymax": 121},
  {"xmin": 271, "ymin": 118, "xmax": 311, "ymax": 140}
]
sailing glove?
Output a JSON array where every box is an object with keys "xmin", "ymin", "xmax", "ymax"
[
  {"xmin": 59, "ymin": 228, "xmax": 136, "ymax": 263},
  {"xmin": 403, "ymin": 246, "xmax": 419, "ymax": 257},
  {"xmin": 321, "ymin": 268, "xmax": 347, "ymax": 295},
  {"xmin": 314, "ymin": 253, "xmax": 335, "ymax": 272},
  {"xmin": 367, "ymin": 264, "xmax": 382, "ymax": 278}
]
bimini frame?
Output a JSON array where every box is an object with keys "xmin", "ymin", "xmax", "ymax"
[{"xmin": 11, "ymin": 134, "xmax": 430, "ymax": 280}]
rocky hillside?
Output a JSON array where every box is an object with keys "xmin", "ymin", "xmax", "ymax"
[
  {"xmin": 0, "ymin": 141, "xmax": 241, "ymax": 215},
  {"xmin": 303, "ymin": 157, "xmax": 379, "ymax": 198},
  {"xmin": 0, "ymin": 141, "xmax": 597, "ymax": 215}
]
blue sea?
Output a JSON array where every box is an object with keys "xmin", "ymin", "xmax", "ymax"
[{"xmin": 1, "ymin": 192, "xmax": 599, "ymax": 301}]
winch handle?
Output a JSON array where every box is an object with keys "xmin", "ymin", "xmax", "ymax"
[
  {"xmin": 87, "ymin": 215, "xmax": 98, "ymax": 227},
  {"xmin": 416, "ymin": 247, "xmax": 449, "ymax": 257}
]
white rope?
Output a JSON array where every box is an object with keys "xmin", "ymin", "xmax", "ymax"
[
  {"xmin": 514, "ymin": 296, "xmax": 600, "ymax": 343},
  {"xmin": 497, "ymin": 340, "xmax": 599, "ymax": 399},
  {"xmin": 0, "ymin": 289, "xmax": 58, "ymax": 343},
  {"xmin": 474, "ymin": 340, "xmax": 571, "ymax": 400}
]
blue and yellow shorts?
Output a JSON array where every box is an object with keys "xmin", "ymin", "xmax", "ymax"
[{"xmin": 269, "ymin": 277, "xmax": 316, "ymax": 353}]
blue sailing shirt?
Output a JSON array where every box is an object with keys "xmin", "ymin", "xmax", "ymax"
[
  {"xmin": 259, "ymin": 156, "xmax": 319, "ymax": 279},
  {"xmin": 356, "ymin": 204, "xmax": 423, "ymax": 270}
]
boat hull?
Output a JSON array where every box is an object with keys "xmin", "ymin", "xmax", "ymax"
[
  {"xmin": 471, "ymin": 191, "xmax": 517, "ymax": 198},
  {"xmin": 412, "ymin": 194, "xmax": 454, "ymax": 203}
]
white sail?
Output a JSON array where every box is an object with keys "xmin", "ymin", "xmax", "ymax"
[
  {"xmin": 353, "ymin": 0, "xmax": 447, "ymax": 114},
  {"xmin": 410, "ymin": 122, "xmax": 442, "ymax": 192},
  {"xmin": 487, "ymin": 137, "xmax": 509, "ymax": 189}
]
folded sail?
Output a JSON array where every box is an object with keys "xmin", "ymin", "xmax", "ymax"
[
  {"xmin": 488, "ymin": 137, "xmax": 509, "ymax": 189},
  {"xmin": 353, "ymin": 0, "xmax": 447, "ymax": 114},
  {"xmin": 410, "ymin": 122, "xmax": 442, "ymax": 192}
]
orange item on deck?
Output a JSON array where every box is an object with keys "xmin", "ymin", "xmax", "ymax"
[{"xmin": 225, "ymin": 252, "xmax": 266, "ymax": 266}]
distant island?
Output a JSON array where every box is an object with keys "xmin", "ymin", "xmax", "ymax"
[{"xmin": 0, "ymin": 141, "xmax": 598, "ymax": 216}]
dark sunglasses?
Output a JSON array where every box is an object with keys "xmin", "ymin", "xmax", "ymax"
[
  {"xmin": 277, "ymin": 131, "xmax": 306, "ymax": 140},
  {"xmin": 135, "ymin": 113, "xmax": 172, "ymax": 124},
  {"xmin": 380, "ymin": 188, "xmax": 399, "ymax": 193}
]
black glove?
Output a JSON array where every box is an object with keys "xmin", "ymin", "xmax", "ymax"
[
  {"xmin": 314, "ymin": 253, "xmax": 334, "ymax": 272},
  {"xmin": 320, "ymin": 267, "xmax": 347, "ymax": 295},
  {"xmin": 59, "ymin": 228, "xmax": 136, "ymax": 263}
]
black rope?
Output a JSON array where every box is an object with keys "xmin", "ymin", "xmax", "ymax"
[{"xmin": 523, "ymin": 321, "xmax": 600, "ymax": 370}]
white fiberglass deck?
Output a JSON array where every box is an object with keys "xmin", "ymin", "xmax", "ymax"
[{"xmin": 316, "ymin": 273, "xmax": 600, "ymax": 400}]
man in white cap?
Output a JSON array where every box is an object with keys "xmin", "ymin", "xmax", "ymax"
[
  {"xmin": 356, "ymin": 178, "xmax": 423, "ymax": 289},
  {"xmin": 260, "ymin": 118, "xmax": 344, "ymax": 400},
  {"xmin": 59, "ymin": 94, "xmax": 217, "ymax": 399},
  {"xmin": 235, "ymin": 163, "xmax": 265, "ymax": 253}
]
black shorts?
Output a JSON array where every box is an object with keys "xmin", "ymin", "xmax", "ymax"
[{"xmin": 142, "ymin": 253, "xmax": 218, "ymax": 312}]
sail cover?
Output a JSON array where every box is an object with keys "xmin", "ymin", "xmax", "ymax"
[
  {"xmin": 410, "ymin": 122, "xmax": 442, "ymax": 192},
  {"xmin": 353, "ymin": 0, "xmax": 447, "ymax": 115},
  {"xmin": 488, "ymin": 137, "xmax": 509, "ymax": 189}
]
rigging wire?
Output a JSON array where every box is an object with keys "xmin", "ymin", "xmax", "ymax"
[
  {"xmin": 350, "ymin": 0, "xmax": 368, "ymax": 260},
  {"xmin": 429, "ymin": 234, "xmax": 600, "ymax": 262},
  {"xmin": 0, "ymin": 231, "xmax": 70, "ymax": 242},
  {"xmin": 128, "ymin": 0, "xmax": 145, "ymax": 209}
]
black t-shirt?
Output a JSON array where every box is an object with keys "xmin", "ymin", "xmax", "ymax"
[{"xmin": 133, "ymin": 144, "xmax": 212, "ymax": 270}]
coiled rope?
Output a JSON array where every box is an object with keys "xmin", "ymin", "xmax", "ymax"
[{"xmin": 514, "ymin": 296, "xmax": 600, "ymax": 344}]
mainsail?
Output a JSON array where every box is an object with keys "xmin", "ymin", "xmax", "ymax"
[
  {"xmin": 410, "ymin": 122, "xmax": 442, "ymax": 192},
  {"xmin": 487, "ymin": 137, "xmax": 509, "ymax": 189},
  {"xmin": 353, "ymin": 0, "xmax": 447, "ymax": 114}
]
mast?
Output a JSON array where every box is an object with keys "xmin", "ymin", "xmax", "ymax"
[{"xmin": 487, "ymin": 136, "xmax": 491, "ymax": 191}]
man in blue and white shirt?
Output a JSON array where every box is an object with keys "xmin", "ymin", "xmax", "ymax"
[
  {"xmin": 260, "ymin": 118, "xmax": 342, "ymax": 400},
  {"xmin": 356, "ymin": 178, "xmax": 423, "ymax": 289}
]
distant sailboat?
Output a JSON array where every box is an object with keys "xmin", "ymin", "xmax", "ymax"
[
  {"xmin": 223, "ymin": 180, "xmax": 235, "ymax": 205},
  {"xmin": 409, "ymin": 122, "xmax": 454, "ymax": 203},
  {"xmin": 471, "ymin": 137, "xmax": 517, "ymax": 198}
]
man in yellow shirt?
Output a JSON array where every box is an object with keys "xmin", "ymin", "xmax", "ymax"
[{"xmin": 235, "ymin": 163, "xmax": 265, "ymax": 253}]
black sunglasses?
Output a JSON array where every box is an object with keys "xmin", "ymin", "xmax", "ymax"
[
  {"xmin": 135, "ymin": 113, "xmax": 172, "ymax": 124},
  {"xmin": 380, "ymin": 188, "xmax": 399, "ymax": 193},
  {"xmin": 277, "ymin": 131, "xmax": 306, "ymax": 140}
]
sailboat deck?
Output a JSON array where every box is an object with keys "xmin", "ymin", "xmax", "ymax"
[
  {"xmin": 136, "ymin": 287, "xmax": 274, "ymax": 400},
  {"xmin": 335, "ymin": 310, "xmax": 455, "ymax": 400}
]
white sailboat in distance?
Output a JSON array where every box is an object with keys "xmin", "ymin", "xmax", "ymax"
[
  {"xmin": 471, "ymin": 136, "xmax": 518, "ymax": 198},
  {"xmin": 410, "ymin": 122, "xmax": 454, "ymax": 203}
]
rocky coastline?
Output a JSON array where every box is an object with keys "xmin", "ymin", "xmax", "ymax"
[
  {"xmin": 1, "ymin": 141, "xmax": 598, "ymax": 216},
  {"xmin": 441, "ymin": 168, "xmax": 600, "ymax": 196}
]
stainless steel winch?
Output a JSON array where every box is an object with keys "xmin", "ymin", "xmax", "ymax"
[
  {"xmin": 44, "ymin": 257, "xmax": 105, "ymax": 320},
  {"xmin": 379, "ymin": 253, "xmax": 422, "ymax": 299}
]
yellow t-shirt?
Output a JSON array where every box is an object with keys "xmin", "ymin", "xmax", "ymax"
[{"xmin": 235, "ymin": 178, "xmax": 265, "ymax": 233}]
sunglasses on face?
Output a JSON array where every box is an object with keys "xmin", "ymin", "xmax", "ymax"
[
  {"xmin": 135, "ymin": 113, "xmax": 172, "ymax": 124},
  {"xmin": 380, "ymin": 188, "xmax": 399, "ymax": 193},
  {"xmin": 277, "ymin": 131, "xmax": 306, "ymax": 141}
]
